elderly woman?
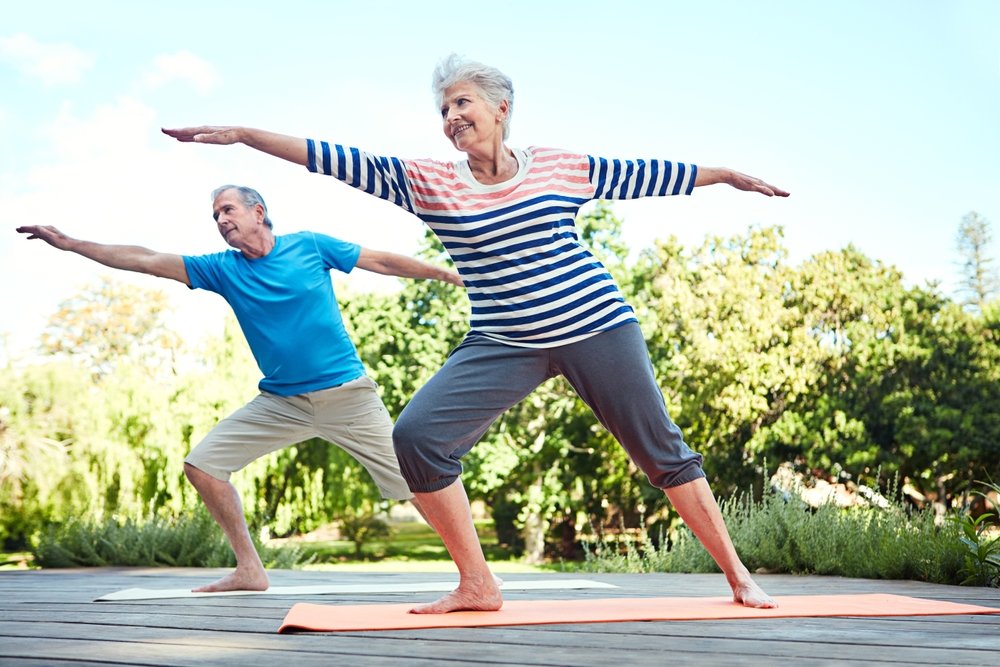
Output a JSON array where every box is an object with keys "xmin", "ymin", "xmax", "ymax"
[{"xmin": 165, "ymin": 54, "xmax": 789, "ymax": 614}]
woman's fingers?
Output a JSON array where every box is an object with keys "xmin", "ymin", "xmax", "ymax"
[
  {"xmin": 161, "ymin": 126, "xmax": 241, "ymax": 144},
  {"xmin": 731, "ymin": 171, "xmax": 790, "ymax": 197}
]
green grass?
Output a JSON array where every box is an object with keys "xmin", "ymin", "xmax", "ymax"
[
  {"xmin": 0, "ymin": 551, "xmax": 33, "ymax": 570},
  {"xmin": 286, "ymin": 520, "xmax": 519, "ymax": 564}
]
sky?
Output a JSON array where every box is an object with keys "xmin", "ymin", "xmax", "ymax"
[{"xmin": 1, "ymin": 0, "xmax": 998, "ymax": 359}]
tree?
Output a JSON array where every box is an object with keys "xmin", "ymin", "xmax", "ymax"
[
  {"xmin": 41, "ymin": 276, "xmax": 183, "ymax": 379},
  {"xmin": 955, "ymin": 211, "xmax": 999, "ymax": 311}
]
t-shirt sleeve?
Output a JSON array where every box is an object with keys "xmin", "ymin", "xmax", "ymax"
[
  {"xmin": 305, "ymin": 140, "xmax": 417, "ymax": 215},
  {"xmin": 588, "ymin": 155, "xmax": 698, "ymax": 200},
  {"xmin": 310, "ymin": 232, "xmax": 361, "ymax": 274},
  {"xmin": 182, "ymin": 253, "xmax": 227, "ymax": 293}
]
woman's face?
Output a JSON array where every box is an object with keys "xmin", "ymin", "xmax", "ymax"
[{"xmin": 440, "ymin": 81, "xmax": 504, "ymax": 153}]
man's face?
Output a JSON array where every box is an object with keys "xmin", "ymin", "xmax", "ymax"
[{"xmin": 212, "ymin": 190, "xmax": 261, "ymax": 248}]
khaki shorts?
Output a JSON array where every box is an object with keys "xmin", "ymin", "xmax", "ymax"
[{"xmin": 184, "ymin": 375, "xmax": 412, "ymax": 500}]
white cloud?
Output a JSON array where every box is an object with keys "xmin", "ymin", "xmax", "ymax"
[
  {"xmin": 0, "ymin": 33, "xmax": 93, "ymax": 85},
  {"xmin": 141, "ymin": 50, "xmax": 222, "ymax": 94}
]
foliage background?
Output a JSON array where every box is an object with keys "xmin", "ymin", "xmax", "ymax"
[{"xmin": 3, "ymin": 205, "xmax": 999, "ymax": 562}]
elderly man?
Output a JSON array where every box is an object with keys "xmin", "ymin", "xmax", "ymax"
[{"xmin": 17, "ymin": 185, "xmax": 462, "ymax": 593}]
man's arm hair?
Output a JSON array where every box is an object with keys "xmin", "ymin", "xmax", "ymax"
[
  {"xmin": 355, "ymin": 248, "xmax": 463, "ymax": 287},
  {"xmin": 17, "ymin": 225, "xmax": 191, "ymax": 286}
]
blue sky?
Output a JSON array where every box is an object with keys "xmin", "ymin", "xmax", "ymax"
[{"xmin": 1, "ymin": 1, "xmax": 998, "ymax": 357}]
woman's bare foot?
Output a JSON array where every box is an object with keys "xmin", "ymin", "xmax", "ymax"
[
  {"xmin": 732, "ymin": 577, "xmax": 777, "ymax": 608},
  {"xmin": 410, "ymin": 574, "xmax": 503, "ymax": 614},
  {"xmin": 192, "ymin": 566, "xmax": 269, "ymax": 593}
]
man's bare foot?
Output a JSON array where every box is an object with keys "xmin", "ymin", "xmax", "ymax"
[
  {"xmin": 493, "ymin": 573, "xmax": 504, "ymax": 587},
  {"xmin": 732, "ymin": 577, "xmax": 777, "ymax": 608},
  {"xmin": 192, "ymin": 567, "xmax": 269, "ymax": 593},
  {"xmin": 410, "ymin": 575, "xmax": 503, "ymax": 614}
]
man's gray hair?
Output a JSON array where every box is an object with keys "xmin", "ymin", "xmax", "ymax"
[
  {"xmin": 432, "ymin": 54, "xmax": 514, "ymax": 141},
  {"xmin": 211, "ymin": 185, "xmax": 273, "ymax": 230}
]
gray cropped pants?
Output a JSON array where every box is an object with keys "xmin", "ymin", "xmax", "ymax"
[{"xmin": 392, "ymin": 322, "xmax": 705, "ymax": 494}]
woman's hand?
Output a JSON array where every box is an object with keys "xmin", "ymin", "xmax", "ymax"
[
  {"xmin": 696, "ymin": 166, "xmax": 790, "ymax": 197},
  {"xmin": 725, "ymin": 169, "xmax": 790, "ymax": 197},
  {"xmin": 161, "ymin": 126, "xmax": 244, "ymax": 144},
  {"xmin": 161, "ymin": 126, "xmax": 309, "ymax": 166}
]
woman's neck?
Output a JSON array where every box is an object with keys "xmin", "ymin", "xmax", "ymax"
[{"xmin": 465, "ymin": 140, "xmax": 518, "ymax": 186}]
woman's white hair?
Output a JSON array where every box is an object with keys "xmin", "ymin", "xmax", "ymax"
[{"xmin": 432, "ymin": 54, "xmax": 514, "ymax": 141}]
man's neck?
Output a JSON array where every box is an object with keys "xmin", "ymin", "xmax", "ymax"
[{"xmin": 237, "ymin": 230, "xmax": 276, "ymax": 259}]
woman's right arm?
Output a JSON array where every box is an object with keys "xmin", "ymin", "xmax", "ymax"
[
  {"xmin": 162, "ymin": 126, "xmax": 309, "ymax": 166},
  {"xmin": 161, "ymin": 126, "xmax": 416, "ymax": 213}
]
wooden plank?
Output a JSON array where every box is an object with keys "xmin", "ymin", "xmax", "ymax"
[
  {"xmin": 397, "ymin": 616, "xmax": 1000, "ymax": 644},
  {"xmin": 3, "ymin": 569, "xmax": 997, "ymax": 599},
  {"xmin": 0, "ymin": 636, "xmax": 507, "ymax": 667},
  {"xmin": 0, "ymin": 622, "xmax": 995, "ymax": 667},
  {"xmin": 0, "ymin": 610, "xmax": 281, "ymax": 633},
  {"xmin": 3, "ymin": 617, "xmax": 1000, "ymax": 665},
  {"xmin": 0, "ymin": 660, "xmax": 128, "ymax": 667},
  {"xmin": 421, "ymin": 619, "xmax": 1000, "ymax": 651}
]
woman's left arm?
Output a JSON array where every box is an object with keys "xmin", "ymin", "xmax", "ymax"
[
  {"xmin": 589, "ymin": 155, "xmax": 788, "ymax": 200},
  {"xmin": 695, "ymin": 166, "xmax": 790, "ymax": 197}
]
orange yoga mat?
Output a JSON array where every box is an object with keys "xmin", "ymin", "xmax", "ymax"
[{"xmin": 278, "ymin": 594, "xmax": 1000, "ymax": 633}]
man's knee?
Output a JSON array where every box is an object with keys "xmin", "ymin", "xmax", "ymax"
[{"xmin": 184, "ymin": 461, "xmax": 221, "ymax": 488}]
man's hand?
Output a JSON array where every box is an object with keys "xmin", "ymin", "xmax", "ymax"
[
  {"xmin": 161, "ymin": 126, "xmax": 243, "ymax": 144},
  {"xmin": 443, "ymin": 270, "xmax": 463, "ymax": 287},
  {"xmin": 16, "ymin": 225, "xmax": 190, "ymax": 285},
  {"xmin": 17, "ymin": 225, "xmax": 75, "ymax": 250}
]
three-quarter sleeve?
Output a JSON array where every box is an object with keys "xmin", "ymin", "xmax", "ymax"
[
  {"xmin": 588, "ymin": 156, "xmax": 697, "ymax": 200},
  {"xmin": 306, "ymin": 139, "xmax": 416, "ymax": 214}
]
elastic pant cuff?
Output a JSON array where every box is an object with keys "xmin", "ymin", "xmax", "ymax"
[
  {"xmin": 660, "ymin": 466, "xmax": 706, "ymax": 490},
  {"xmin": 408, "ymin": 474, "xmax": 460, "ymax": 494}
]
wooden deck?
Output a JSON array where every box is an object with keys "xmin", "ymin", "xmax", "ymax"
[{"xmin": 1, "ymin": 568, "xmax": 998, "ymax": 666}]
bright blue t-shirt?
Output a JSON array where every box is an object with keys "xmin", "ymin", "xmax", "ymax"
[{"xmin": 183, "ymin": 232, "xmax": 366, "ymax": 396}]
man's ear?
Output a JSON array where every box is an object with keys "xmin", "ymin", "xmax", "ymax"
[{"xmin": 254, "ymin": 203, "xmax": 266, "ymax": 225}]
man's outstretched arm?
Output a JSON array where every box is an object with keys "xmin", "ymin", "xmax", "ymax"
[
  {"xmin": 161, "ymin": 126, "xmax": 308, "ymax": 167},
  {"xmin": 17, "ymin": 225, "xmax": 190, "ymax": 285},
  {"xmin": 694, "ymin": 167, "xmax": 790, "ymax": 197},
  {"xmin": 355, "ymin": 248, "xmax": 463, "ymax": 287}
]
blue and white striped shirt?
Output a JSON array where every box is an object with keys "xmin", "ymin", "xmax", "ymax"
[{"xmin": 307, "ymin": 141, "xmax": 696, "ymax": 348}]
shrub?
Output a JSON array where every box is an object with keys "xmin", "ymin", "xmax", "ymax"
[
  {"xmin": 336, "ymin": 505, "xmax": 391, "ymax": 558},
  {"xmin": 32, "ymin": 506, "xmax": 306, "ymax": 569},
  {"xmin": 949, "ymin": 479, "xmax": 1000, "ymax": 587},
  {"xmin": 580, "ymin": 482, "xmax": 978, "ymax": 586}
]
